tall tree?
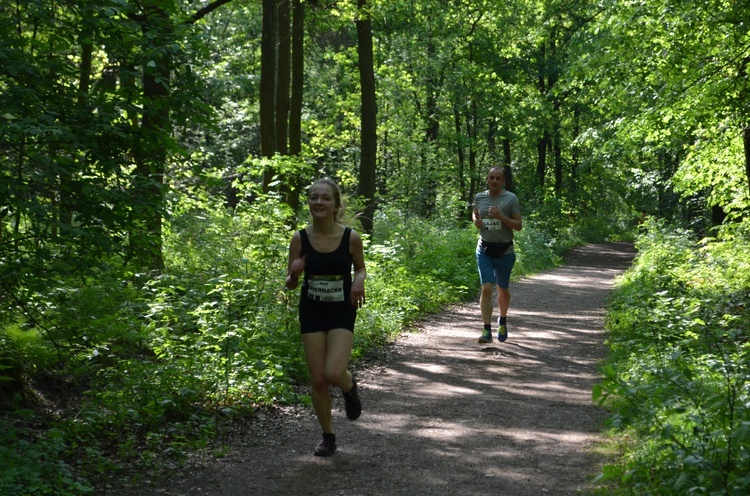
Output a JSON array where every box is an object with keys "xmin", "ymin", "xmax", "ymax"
[
  {"xmin": 260, "ymin": 0, "xmax": 278, "ymax": 191},
  {"xmin": 286, "ymin": 0, "xmax": 305, "ymax": 213},
  {"xmin": 356, "ymin": 0, "xmax": 377, "ymax": 234},
  {"xmin": 275, "ymin": 0, "xmax": 291, "ymax": 157},
  {"xmin": 129, "ymin": 1, "xmax": 177, "ymax": 271},
  {"xmin": 577, "ymin": 0, "xmax": 750, "ymax": 225}
]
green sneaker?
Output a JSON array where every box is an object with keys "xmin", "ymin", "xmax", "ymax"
[
  {"xmin": 497, "ymin": 324, "xmax": 508, "ymax": 343},
  {"xmin": 478, "ymin": 329, "xmax": 493, "ymax": 343}
]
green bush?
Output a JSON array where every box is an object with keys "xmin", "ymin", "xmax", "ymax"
[
  {"xmin": 596, "ymin": 217, "xmax": 750, "ymax": 495},
  {"xmin": 1, "ymin": 192, "xmax": 603, "ymax": 491},
  {"xmin": 0, "ymin": 417, "xmax": 94, "ymax": 495}
]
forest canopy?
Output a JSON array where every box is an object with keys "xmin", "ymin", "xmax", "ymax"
[{"xmin": 2, "ymin": 0, "xmax": 748, "ymax": 274}]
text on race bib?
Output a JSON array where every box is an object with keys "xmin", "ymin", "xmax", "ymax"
[
  {"xmin": 482, "ymin": 218, "xmax": 503, "ymax": 230},
  {"xmin": 307, "ymin": 276, "xmax": 345, "ymax": 302}
]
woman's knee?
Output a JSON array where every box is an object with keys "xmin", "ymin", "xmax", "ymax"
[
  {"xmin": 309, "ymin": 366, "xmax": 346, "ymax": 390},
  {"xmin": 324, "ymin": 367, "xmax": 348, "ymax": 389},
  {"xmin": 310, "ymin": 375, "xmax": 329, "ymax": 393},
  {"xmin": 307, "ymin": 366, "xmax": 329, "ymax": 391}
]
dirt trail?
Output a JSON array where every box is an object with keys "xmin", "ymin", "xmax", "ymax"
[{"xmin": 139, "ymin": 242, "xmax": 636, "ymax": 496}]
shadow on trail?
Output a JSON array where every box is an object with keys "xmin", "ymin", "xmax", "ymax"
[{"xmin": 152, "ymin": 242, "xmax": 636, "ymax": 496}]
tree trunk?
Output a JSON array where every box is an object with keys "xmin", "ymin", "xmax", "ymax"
[
  {"xmin": 61, "ymin": 11, "xmax": 94, "ymax": 233},
  {"xmin": 454, "ymin": 103, "xmax": 466, "ymax": 200},
  {"xmin": 468, "ymin": 100, "xmax": 477, "ymax": 203},
  {"xmin": 286, "ymin": 0, "xmax": 304, "ymax": 213},
  {"xmin": 275, "ymin": 0, "xmax": 290, "ymax": 156},
  {"xmin": 536, "ymin": 132, "xmax": 549, "ymax": 188},
  {"xmin": 260, "ymin": 0, "xmax": 277, "ymax": 191},
  {"xmin": 571, "ymin": 105, "xmax": 580, "ymax": 199},
  {"xmin": 536, "ymin": 42, "xmax": 547, "ymax": 190},
  {"xmin": 355, "ymin": 0, "xmax": 377, "ymax": 235},
  {"xmin": 740, "ymin": 55, "xmax": 750, "ymax": 204},
  {"xmin": 553, "ymin": 101, "xmax": 562, "ymax": 192},
  {"xmin": 503, "ymin": 138, "xmax": 513, "ymax": 192},
  {"xmin": 419, "ymin": 40, "xmax": 441, "ymax": 218},
  {"xmin": 131, "ymin": 1, "xmax": 171, "ymax": 271}
]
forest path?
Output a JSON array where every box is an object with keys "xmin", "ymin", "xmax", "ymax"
[{"xmin": 142, "ymin": 241, "xmax": 637, "ymax": 496}]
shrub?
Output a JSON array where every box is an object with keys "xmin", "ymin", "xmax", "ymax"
[{"xmin": 596, "ymin": 217, "xmax": 750, "ymax": 495}]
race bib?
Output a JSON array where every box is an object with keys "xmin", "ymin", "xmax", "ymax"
[
  {"xmin": 307, "ymin": 276, "xmax": 345, "ymax": 302},
  {"xmin": 482, "ymin": 218, "xmax": 503, "ymax": 230}
]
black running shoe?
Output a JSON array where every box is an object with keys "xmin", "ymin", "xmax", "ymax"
[
  {"xmin": 314, "ymin": 433, "xmax": 337, "ymax": 457},
  {"xmin": 343, "ymin": 378, "xmax": 362, "ymax": 420}
]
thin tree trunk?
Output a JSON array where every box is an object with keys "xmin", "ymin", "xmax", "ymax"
[
  {"xmin": 131, "ymin": 1, "xmax": 171, "ymax": 271},
  {"xmin": 419, "ymin": 40, "xmax": 440, "ymax": 218},
  {"xmin": 286, "ymin": 0, "xmax": 304, "ymax": 213},
  {"xmin": 260, "ymin": 0, "xmax": 277, "ymax": 192},
  {"xmin": 553, "ymin": 98, "xmax": 562, "ymax": 192},
  {"xmin": 61, "ymin": 12, "xmax": 94, "ymax": 233},
  {"xmin": 537, "ymin": 133, "xmax": 549, "ymax": 188},
  {"xmin": 275, "ymin": 0, "xmax": 290, "ymax": 156},
  {"xmin": 454, "ymin": 103, "xmax": 465, "ymax": 199},
  {"xmin": 468, "ymin": 100, "xmax": 477, "ymax": 202},
  {"xmin": 355, "ymin": 0, "xmax": 377, "ymax": 234},
  {"xmin": 503, "ymin": 138, "xmax": 513, "ymax": 193},
  {"xmin": 571, "ymin": 105, "xmax": 580, "ymax": 199}
]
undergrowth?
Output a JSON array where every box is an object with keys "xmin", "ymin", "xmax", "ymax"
[
  {"xmin": 0, "ymin": 195, "xmax": 613, "ymax": 494},
  {"xmin": 595, "ymin": 217, "xmax": 750, "ymax": 495}
]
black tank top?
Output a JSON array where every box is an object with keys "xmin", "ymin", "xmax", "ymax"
[
  {"xmin": 297, "ymin": 227, "xmax": 356, "ymax": 333},
  {"xmin": 299, "ymin": 227, "xmax": 353, "ymax": 304}
]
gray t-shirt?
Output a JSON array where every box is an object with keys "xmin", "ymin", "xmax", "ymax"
[{"xmin": 474, "ymin": 189, "xmax": 521, "ymax": 250}]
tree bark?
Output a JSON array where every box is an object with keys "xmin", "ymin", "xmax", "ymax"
[
  {"xmin": 571, "ymin": 105, "xmax": 580, "ymax": 199},
  {"xmin": 504, "ymin": 138, "xmax": 513, "ymax": 193},
  {"xmin": 61, "ymin": 10, "xmax": 95, "ymax": 233},
  {"xmin": 553, "ymin": 101, "xmax": 562, "ymax": 192},
  {"xmin": 275, "ymin": 0, "xmax": 291, "ymax": 156},
  {"xmin": 286, "ymin": 0, "xmax": 304, "ymax": 213},
  {"xmin": 131, "ymin": 1, "xmax": 172, "ymax": 271},
  {"xmin": 536, "ymin": 132, "xmax": 549, "ymax": 188},
  {"xmin": 454, "ymin": 103, "xmax": 466, "ymax": 200},
  {"xmin": 468, "ymin": 101, "xmax": 477, "ymax": 204},
  {"xmin": 356, "ymin": 0, "xmax": 377, "ymax": 234},
  {"xmin": 260, "ymin": 0, "xmax": 277, "ymax": 191}
]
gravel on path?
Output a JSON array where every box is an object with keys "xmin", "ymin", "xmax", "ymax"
[{"xmin": 127, "ymin": 241, "xmax": 637, "ymax": 496}]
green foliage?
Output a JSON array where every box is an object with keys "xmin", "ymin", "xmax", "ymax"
[
  {"xmin": 1, "ymin": 187, "xmax": 577, "ymax": 491},
  {"xmin": 596, "ymin": 217, "xmax": 750, "ymax": 494},
  {"xmin": 512, "ymin": 222, "xmax": 562, "ymax": 275},
  {"xmin": 0, "ymin": 415, "xmax": 94, "ymax": 496},
  {"xmin": 674, "ymin": 121, "xmax": 750, "ymax": 222},
  {"xmin": 573, "ymin": 0, "xmax": 750, "ymax": 227},
  {"xmin": 359, "ymin": 207, "xmax": 477, "ymax": 348},
  {"xmin": 7, "ymin": 0, "xmax": 742, "ymax": 493}
]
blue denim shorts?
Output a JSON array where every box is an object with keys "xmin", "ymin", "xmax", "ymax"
[{"xmin": 476, "ymin": 247, "xmax": 516, "ymax": 289}]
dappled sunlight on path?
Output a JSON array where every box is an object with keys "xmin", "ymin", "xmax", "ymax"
[{"xmin": 149, "ymin": 242, "xmax": 636, "ymax": 496}]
